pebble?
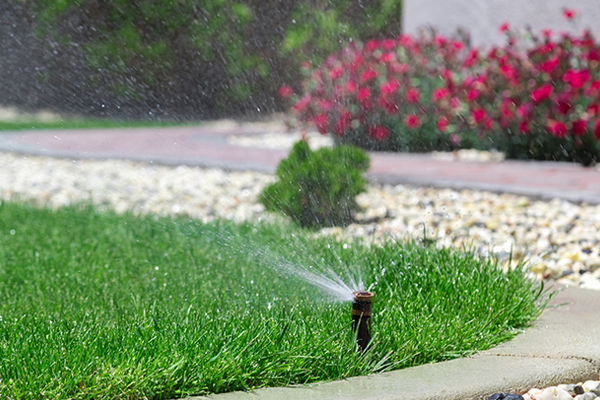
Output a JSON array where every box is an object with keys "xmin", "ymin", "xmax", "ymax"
[
  {"xmin": 522, "ymin": 382, "xmax": 600, "ymax": 400},
  {"xmin": 540, "ymin": 387, "xmax": 576, "ymax": 400},
  {"xmin": 487, "ymin": 393, "xmax": 524, "ymax": 400},
  {"xmin": 575, "ymin": 393, "xmax": 598, "ymax": 400}
]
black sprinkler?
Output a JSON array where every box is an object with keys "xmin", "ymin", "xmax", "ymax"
[{"xmin": 351, "ymin": 291, "xmax": 374, "ymax": 351}]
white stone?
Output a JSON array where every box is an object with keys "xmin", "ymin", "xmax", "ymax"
[
  {"xmin": 574, "ymin": 393, "xmax": 598, "ymax": 400},
  {"xmin": 580, "ymin": 279, "xmax": 600, "ymax": 291},
  {"xmin": 527, "ymin": 388, "xmax": 543, "ymax": 400},
  {"xmin": 541, "ymin": 387, "xmax": 575, "ymax": 400}
]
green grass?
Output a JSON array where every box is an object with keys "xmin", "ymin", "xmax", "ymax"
[
  {"xmin": 0, "ymin": 117, "xmax": 188, "ymax": 131},
  {"xmin": 0, "ymin": 201, "xmax": 550, "ymax": 399}
]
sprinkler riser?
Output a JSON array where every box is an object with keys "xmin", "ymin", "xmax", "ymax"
[{"xmin": 351, "ymin": 291, "xmax": 373, "ymax": 351}]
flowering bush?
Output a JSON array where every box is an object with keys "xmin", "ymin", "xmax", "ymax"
[
  {"xmin": 436, "ymin": 12, "xmax": 600, "ymax": 165},
  {"xmin": 280, "ymin": 31, "xmax": 469, "ymax": 152},
  {"xmin": 281, "ymin": 10, "xmax": 600, "ymax": 166}
]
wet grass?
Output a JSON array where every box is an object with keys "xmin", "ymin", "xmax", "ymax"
[
  {"xmin": 0, "ymin": 201, "xmax": 550, "ymax": 399},
  {"xmin": 0, "ymin": 118, "xmax": 188, "ymax": 132}
]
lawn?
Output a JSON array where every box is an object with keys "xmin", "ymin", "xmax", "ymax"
[
  {"xmin": 0, "ymin": 201, "xmax": 549, "ymax": 399},
  {"xmin": 0, "ymin": 117, "xmax": 188, "ymax": 132}
]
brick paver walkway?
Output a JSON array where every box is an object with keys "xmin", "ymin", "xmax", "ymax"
[{"xmin": 1, "ymin": 124, "xmax": 599, "ymax": 204}]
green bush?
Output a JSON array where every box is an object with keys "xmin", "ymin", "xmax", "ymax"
[
  {"xmin": 26, "ymin": 0, "xmax": 403, "ymax": 117},
  {"xmin": 260, "ymin": 140, "xmax": 370, "ymax": 228}
]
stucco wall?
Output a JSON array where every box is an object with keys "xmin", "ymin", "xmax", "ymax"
[{"xmin": 403, "ymin": 0, "xmax": 600, "ymax": 47}]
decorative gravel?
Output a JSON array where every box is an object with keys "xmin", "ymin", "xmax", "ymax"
[{"xmin": 1, "ymin": 148, "xmax": 599, "ymax": 293}]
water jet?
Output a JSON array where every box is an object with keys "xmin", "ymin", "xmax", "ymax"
[{"xmin": 352, "ymin": 291, "xmax": 374, "ymax": 351}]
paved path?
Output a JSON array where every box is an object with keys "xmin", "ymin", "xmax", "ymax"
[{"xmin": 0, "ymin": 123, "xmax": 599, "ymax": 204}]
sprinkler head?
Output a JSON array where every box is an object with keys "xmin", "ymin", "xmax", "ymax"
[{"xmin": 352, "ymin": 291, "xmax": 374, "ymax": 351}]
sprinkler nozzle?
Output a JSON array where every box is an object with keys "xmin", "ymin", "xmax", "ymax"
[{"xmin": 352, "ymin": 291, "xmax": 373, "ymax": 351}]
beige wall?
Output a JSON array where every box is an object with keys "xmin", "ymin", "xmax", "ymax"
[{"xmin": 403, "ymin": 0, "xmax": 600, "ymax": 48}]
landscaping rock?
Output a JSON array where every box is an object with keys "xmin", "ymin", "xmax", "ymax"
[
  {"xmin": 541, "ymin": 387, "xmax": 575, "ymax": 400},
  {"xmin": 574, "ymin": 393, "xmax": 598, "ymax": 400},
  {"xmin": 487, "ymin": 393, "xmax": 524, "ymax": 400}
]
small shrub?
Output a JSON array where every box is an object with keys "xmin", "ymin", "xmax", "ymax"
[{"xmin": 259, "ymin": 140, "xmax": 369, "ymax": 229}]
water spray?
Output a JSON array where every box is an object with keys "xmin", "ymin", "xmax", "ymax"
[{"xmin": 352, "ymin": 291, "xmax": 374, "ymax": 351}]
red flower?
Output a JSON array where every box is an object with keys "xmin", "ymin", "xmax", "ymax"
[
  {"xmin": 451, "ymin": 40, "xmax": 464, "ymax": 52},
  {"xmin": 467, "ymin": 89, "xmax": 480, "ymax": 102},
  {"xmin": 291, "ymin": 95, "xmax": 311, "ymax": 113},
  {"xmin": 398, "ymin": 34, "xmax": 414, "ymax": 48},
  {"xmin": 546, "ymin": 119, "xmax": 567, "ymax": 138},
  {"xmin": 317, "ymin": 99, "xmax": 333, "ymax": 112},
  {"xmin": 378, "ymin": 96, "xmax": 398, "ymax": 114},
  {"xmin": 500, "ymin": 65, "xmax": 517, "ymax": 80},
  {"xmin": 563, "ymin": 8, "xmax": 576, "ymax": 20},
  {"xmin": 278, "ymin": 85, "xmax": 293, "ymax": 99},
  {"xmin": 463, "ymin": 49, "xmax": 479, "ymax": 68},
  {"xmin": 539, "ymin": 57, "xmax": 559, "ymax": 73},
  {"xmin": 350, "ymin": 54, "xmax": 363, "ymax": 73},
  {"xmin": 389, "ymin": 63, "xmax": 409, "ymax": 74},
  {"xmin": 404, "ymin": 114, "xmax": 421, "ymax": 129},
  {"xmin": 500, "ymin": 99, "xmax": 514, "ymax": 121},
  {"xmin": 328, "ymin": 66, "xmax": 344, "ymax": 81},
  {"xmin": 572, "ymin": 120, "xmax": 587, "ymax": 136},
  {"xmin": 518, "ymin": 120, "xmax": 529, "ymax": 133},
  {"xmin": 311, "ymin": 113, "xmax": 329, "ymax": 134},
  {"xmin": 517, "ymin": 103, "xmax": 533, "ymax": 119},
  {"xmin": 554, "ymin": 93, "xmax": 571, "ymax": 115},
  {"xmin": 472, "ymin": 108, "xmax": 487, "ymax": 124},
  {"xmin": 406, "ymin": 88, "xmax": 420, "ymax": 104},
  {"xmin": 380, "ymin": 52, "xmax": 395, "ymax": 63},
  {"xmin": 595, "ymin": 119, "xmax": 600, "ymax": 139},
  {"xmin": 380, "ymin": 79, "xmax": 400, "ymax": 96},
  {"xmin": 530, "ymin": 84, "xmax": 553, "ymax": 103},
  {"xmin": 432, "ymin": 87, "xmax": 450, "ymax": 103},
  {"xmin": 360, "ymin": 69, "xmax": 378, "ymax": 83},
  {"xmin": 449, "ymin": 97, "xmax": 460, "ymax": 109},
  {"xmin": 587, "ymin": 104, "xmax": 599, "ymax": 116},
  {"xmin": 498, "ymin": 22, "xmax": 510, "ymax": 33},
  {"xmin": 437, "ymin": 116, "xmax": 449, "ymax": 132},
  {"xmin": 538, "ymin": 42, "xmax": 555, "ymax": 54},
  {"xmin": 381, "ymin": 39, "xmax": 396, "ymax": 50},
  {"xmin": 356, "ymin": 87, "xmax": 371, "ymax": 108},
  {"xmin": 434, "ymin": 35, "xmax": 447, "ymax": 48},
  {"xmin": 345, "ymin": 80, "xmax": 357, "ymax": 94},
  {"xmin": 541, "ymin": 29, "xmax": 552, "ymax": 38},
  {"xmin": 587, "ymin": 50, "xmax": 600, "ymax": 62},
  {"xmin": 563, "ymin": 69, "xmax": 590, "ymax": 89},
  {"xmin": 367, "ymin": 124, "xmax": 389, "ymax": 140},
  {"xmin": 365, "ymin": 40, "xmax": 379, "ymax": 52},
  {"xmin": 484, "ymin": 118, "xmax": 494, "ymax": 130},
  {"xmin": 334, "ymin": 111, "xmax": 352, "ymax": 137}
]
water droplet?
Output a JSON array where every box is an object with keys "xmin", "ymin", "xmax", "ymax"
[{"xmin": 9, "ymin": 229, "xmax": 15, "ymax": 235}]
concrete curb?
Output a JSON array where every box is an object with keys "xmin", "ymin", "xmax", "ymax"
[{"xmin": 188, "ymin": 287, "xmax": 600, "ymax": 400}]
